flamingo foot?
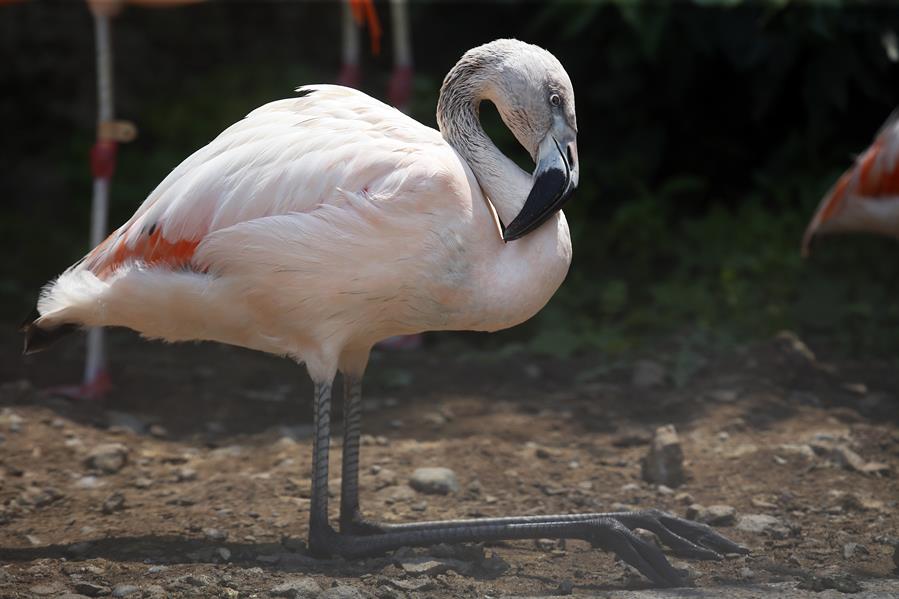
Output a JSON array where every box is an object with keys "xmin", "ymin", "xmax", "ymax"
[{"xmin": 46, "ymin": 369, "xmax": 112, "ymax": 401}]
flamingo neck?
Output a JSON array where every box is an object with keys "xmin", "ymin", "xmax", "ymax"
[{"xmin": 436, "ymin": 73, "xmax": 531, "ymax": 227}]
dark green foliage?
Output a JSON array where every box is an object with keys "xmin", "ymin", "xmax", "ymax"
[{"xmin": 3, "ymin": 1, "xmax": 898, "ymax": 357}]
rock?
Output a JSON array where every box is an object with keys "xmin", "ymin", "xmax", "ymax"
[
  {"xmin": 843, "ymin": 542, "xmax": 869, "ymax": 560},
  {"xmin": 269, "ymin": 577, "xmax": 322, "ymax": 598},
  {"xmin": 101, "ymin": 491, "xmax": 126, "ymax": 514},
  {"xmin": 641, "ymin": 425, "xmax": 686, "ymax": 487},
  {"xmin": 74, "ymin": 582, "xmax": 111, "ymax": 597},
  {"xmin": 111, "ymin": 585, "xmax": 140, "ymax": 598},
  {"xmin": 632, "ymin": 360, "xmax": 666, "ymax": 388},
  {"xmin": 320, "ymin": 586, "xmax": 369, "ymax": 599},
  {"xmin": 217, "ymin": 546, "xmax": 232, "ymax": 561},
  {"xmin": 736, "ymin": 514, "xmax": 789, "ymax": 538},
  {"xmin": 86, "ymin": 443, "xmax": 128, "ymax": 474},
  {"xmin": 409, "ymin": 467, "xmax": 459, "ymax": 495}
]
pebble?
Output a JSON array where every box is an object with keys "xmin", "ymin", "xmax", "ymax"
[
  {"xmin": 797, "ymin": 573, "xmax": 863, "ymax": 593},
  {"xmin": 320, "ymin": 586, "xmax": 369, "ymax": 599},
  {"xmin": 85, "ymin": 443, "xmax": 129, "ymax": 474},
  {"xmin": 76, "ymin": 476, "xmax": 104, "ymax": 490},
  {"xmin": 218, "ymin": 546, "xmax": 232, "ymax": 561},
  {"xmin": 133, "ymin": 477, "xmax": 153, "ymax": 489},
  {"xmin": 175, "ymin": 467, "xmax": 198, "ymax": 482},
  {"xmin": 843, "ymin": 542, "xmax": 869, "ymax": 560},
  {"xmin": 372, "ymin": 468, "xmax": 398, "ymax": 490},
  {"xmin": 398, "ymin": 557, "xmax": 471, "ymax": 577},
  {"xmin": 74, "ymin": 582, "xmax": 111, "ymax": 597},
  {"xmin": 269, "ymin": 577, "xmax": 323, "ymax": 598},
  {"xmin": 736, "ymin": 514, "xmax": 789, "ymax": 538},
  {"xmin": 409, "ymin": 467, "xmax": 459, "ymax": 495},
  {"xmin": 111, "ymin": 584, "xmax": 140, "ymax": 597},
  {"xmin": 182, "ymin": 574, "xmax": 211, "ymax": 587},
  {"xmin": 535, "ymin": 538, "xmax": 556, "ymax": 551},
  {"xmin": 203, "ymin": 527, "xmax": 228, "ymax": 542},
  {"xmin": 686, "ymin": 504, "xmax": 736, "ymax": 526},
  {"xmin": 29, "ymin": 583, "xmax": 65, "ymax": 596},
  {"xmin": 555, "ymin": 580, "xmax": 574, "ymax": 595},
  {"xmin": 106, "ymin": 411, "xmax": 147, "ymax": 434},
  {"xmin": 641, "ymin": 424, "xmax": 686, "ymax": 487},
  {"xmin": 632, "ymin": 359, "xmax": 666, "ymax": 388},
  {"xmin": 102, "ymin": 491, "xmax": 126, "ymax": 514},
  {"xmin": 384, "ymin": 578, "xmax": 437, "ymax": 592}
]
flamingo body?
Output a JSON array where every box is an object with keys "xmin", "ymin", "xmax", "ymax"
[
  {"xmin": 34, "ymin": 84, "xmax": 570, "ymax": 379},
  {"xmin": 803, "ymin": 111, "xmax": 899, "ymax": 254}
]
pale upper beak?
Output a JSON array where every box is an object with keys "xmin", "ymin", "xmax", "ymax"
[{"xmin": 502, "ymin": 123, "xmax": 579, "ymax": 242}]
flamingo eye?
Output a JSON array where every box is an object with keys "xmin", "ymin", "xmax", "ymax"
[{"xmin": 549, "ymin": 93, "xmax": 561, "ymax": 107}]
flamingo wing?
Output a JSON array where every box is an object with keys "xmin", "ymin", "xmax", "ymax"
[{"xmin": 81, "ymin": 84, "xmax": 446, "ymax": 277}]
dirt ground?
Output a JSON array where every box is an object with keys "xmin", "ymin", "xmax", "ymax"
[{"xmin": 0, "ymin": 325, "xmax": 897, "ymax": 598}]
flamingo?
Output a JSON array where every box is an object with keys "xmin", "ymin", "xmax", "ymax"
[
  {"xmin": 803, "ymin": 110, "xmax": 899, "ymax": 254},
  {"xmin": 23, "ymin": 39, "xmax": 745, "ymax": 586}
]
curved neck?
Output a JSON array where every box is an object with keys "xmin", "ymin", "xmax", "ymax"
[{"xmin": 436, "ymin": 69, "xmax": 531, "ymax": 227}]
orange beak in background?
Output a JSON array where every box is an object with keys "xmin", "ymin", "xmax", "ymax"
[{"xmin": 802, "ymin": 111, "xmax": 899, "ymax": 257}]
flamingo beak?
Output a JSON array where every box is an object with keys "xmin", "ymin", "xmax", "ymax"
[{"xmin": 503, "ymin": 128, "xmax": 579, "ymax": 242}]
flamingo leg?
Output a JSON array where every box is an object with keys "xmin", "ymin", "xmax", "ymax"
[
  {"xmin": 339, "ymin": 376, "xmax": 381, "ymax": 534},
  {"xmin": 310, "ymin": 377, "xmax": 748, "ymax": 588}
]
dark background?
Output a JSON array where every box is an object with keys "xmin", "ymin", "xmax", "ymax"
[{"xmin": 3, "ymin": 0, "xmax": 899, "ymax": 362}]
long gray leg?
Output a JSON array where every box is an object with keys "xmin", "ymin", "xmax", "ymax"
[
  {"xmin": 339, "ymin": 375, "xmax": 381, "ymax": 534},
  {"xmin": 307, "ymin": 379, "xmax": 336, "ymax": 553}
]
